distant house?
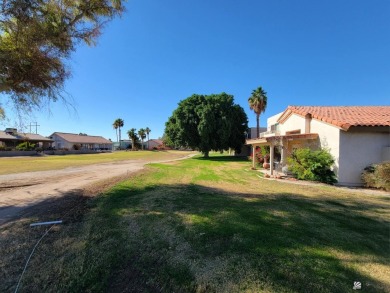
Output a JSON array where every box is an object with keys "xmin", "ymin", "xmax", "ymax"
[
  {"xmin": 0, "ymin": 128, "xmax": 53, "ymax": 148},
  {"xmin": 247, "ymin": 127, "xmax": 267, "ymax": 139},
  {"xmin": 246, "ymin": 106, "xmax": 390, "ymax": 186},
  {"xmin": 237, "ymin": 127, "xmax": 267, "ymax": 156},
  {"xmin": 146, "ymin": 139, "xmax": 168, "ymax": 150},
  {"xmin": 49, "ymin": 132, "xmax": 113, "ymax": 150},
  {"xmin": 113, "ymin": 140, "xmax": 132, "ymax": 150}
]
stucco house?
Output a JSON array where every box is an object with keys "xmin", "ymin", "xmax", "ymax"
[
  {"xmin": 0, "ymin": 128, "xmax": 53, "ymax": 148},
  {"xmin": 246, "ymin": 106, "xmax": 390, "ymax": 186},
  {"xmin": 247, "ymin": 127, "xmax": 267, "ymax": 139},
  {"xmin": 146, "ymin": 139, "xmax": 164, "ymax": 150},
  {"xmin": 49, "ymin": 132, "xmax": 113, "ymax": 150}
]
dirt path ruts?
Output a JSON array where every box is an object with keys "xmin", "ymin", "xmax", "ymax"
[{"xmin": 0, "ymin": 154, "xmax": 194, "ymax": 225}]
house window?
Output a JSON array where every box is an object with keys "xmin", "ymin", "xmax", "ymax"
[{"xmin": 271, "ymin": 123, "xmax": 280, "ymax": 133}]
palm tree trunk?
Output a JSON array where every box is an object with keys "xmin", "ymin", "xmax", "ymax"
[
  {"xmin": 256, "ymin": 114, "xmax": 260, "ymax": 138},
  {"xmin": 119, "ymin": 127, "xmax": 121, "ymax": 149}
]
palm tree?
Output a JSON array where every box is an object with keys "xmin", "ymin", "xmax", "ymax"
[
  {"xmin": 113, "ymin": 118, "xmax": 124, "ymax": 148},
  {"xmin": 112, "ymin": 121, "xmax": 119, "ymax": 143},
  {"xmin": 138, "ymin": 128, "xmax": 146, "ymax": 150},
  {"xmin": 248, "ymin": 86, "xmax": 268, "ymax": 138},
  {"xmin": 127, "ymin": 128, "xmax": 138, "ymax": 150},
  {"xmin": 145, "ymin": 127, "xmax": 151, "ymax": 149}
]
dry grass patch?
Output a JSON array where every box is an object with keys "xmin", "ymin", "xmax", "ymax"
[
  {"xmin": 0, "ymin": 150, "xmax": 196, "ymax": 175},
  {"xmin": 0, "ymin": 170, "xmax": 151, "ymax": 292}
]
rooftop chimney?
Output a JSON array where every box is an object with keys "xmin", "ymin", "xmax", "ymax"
[{"xmin": 5, "ymin": 128, "xmax": 17, "ymax": 135}]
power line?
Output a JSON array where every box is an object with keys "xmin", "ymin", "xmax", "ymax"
[{"xmin": 29, "ymin": 122, "xmax": 40, "ymax": 134}]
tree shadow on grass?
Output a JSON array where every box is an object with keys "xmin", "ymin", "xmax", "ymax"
[
  {"xmin": 1, "ymin": 182, "xmax": 389, "ymax": 293},
  {"xmin": 101, "ymin": 183, "xmax": 390, "ymax": 293},
  {"xmin": 194, "ymin": 155, "xmax": 248, "ymax": 162}
]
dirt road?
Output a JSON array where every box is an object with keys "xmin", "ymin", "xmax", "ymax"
[{"xmin": 0, "ymin": 154, "xmax": 194, "ymax": 225}]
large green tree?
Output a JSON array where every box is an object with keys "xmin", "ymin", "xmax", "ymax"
[
  {"xmin": 248, "ymin": 86, "xmax": 268, "ymax": 138},
  {"xmin": 0, "ymin": 0, "xmax": 125, "ymax": 118},
  {"xmin": 164, "ymin": 93, "xmax": 248, "ymax": 157}
]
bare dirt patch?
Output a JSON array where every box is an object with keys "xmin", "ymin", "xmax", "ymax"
[
  {"xmin": 0, "ymin": 153, "xmax": 195, "ymax": 224},
  {"xmin": 0, "ymin": 171, "xmax": 148, "ymax": 293}
]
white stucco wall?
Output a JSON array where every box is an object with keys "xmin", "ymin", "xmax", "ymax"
[
  {"xmin": 51, "ymin": 134, "xmax": 72, "ymax": 149},
  {"xmin": 338, "ymin": 131, "xmax": 389, "ymax": 186},
  {"xmin": 280, "ymin": 115, "xmax": 341, "ymax": 181},
  {"xmin": 310, "ymin": 119, "xmax": 341, "ymax": 172},
  {"xmin": 279, "ymin": 114, "xmax": 306, "ymax": 134},
  {"xmin": 269, "ymin": 111, "xmax": 389, "ymax": 186},
  {"xmin": 267, "ymin": 113, "xmax": 283, "ymax": 131}
]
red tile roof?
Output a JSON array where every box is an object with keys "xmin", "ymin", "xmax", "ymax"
[{"xmin": 277, "ymin": 106, "xmax": 390, "ymax": 130}]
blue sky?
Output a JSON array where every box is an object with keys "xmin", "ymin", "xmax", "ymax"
[{"xmin": 5, "ymin": 0, "xmax": 390, "ymax": 140}]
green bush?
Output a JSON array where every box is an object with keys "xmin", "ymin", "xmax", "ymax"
[
  {"xmin": 362, "ymin": 162, "xmax": 390, "ymax": 191},
  {"xmin": 287, "ymin": 148, "xmax": 337, "ymax": 184},
  {"xmin": 15, "ymin": 141, "xmax": 36, "ymax": 151}
]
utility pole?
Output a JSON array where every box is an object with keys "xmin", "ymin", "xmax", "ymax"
[{"xmin": 29, "ymin": 122, "xmax": 40, "ymax": 134}]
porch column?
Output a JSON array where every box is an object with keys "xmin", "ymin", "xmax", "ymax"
[
  {"xmin": 280, "ymin": 138, "xmax": 287, "ymax": 166},
  {"xmin": 252, "ymin": 145, "xmax": 256, "ymax": 168},
  {"xmin": 270, "ymin": 143, "xmax": 274, "ymax": 175}
]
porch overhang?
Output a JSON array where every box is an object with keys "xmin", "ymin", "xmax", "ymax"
[
  {"xmin": 245, "ymin": 138, "xmax": 269, "ymax": 146},
  {"xmin": 246, "ymin": 133, "xmax": 319, "ymax": 172},
  {"xmin": 246, "ymin": 133, "xmax": 318, "ymax": 146}
]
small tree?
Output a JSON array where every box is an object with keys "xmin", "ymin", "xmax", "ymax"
[
  {"xmin": 145, "ymin": 127, "xmax": 151, "ymax": 149},
  {"xmin": 16, "ymin": 141, "xmax": 35, "ymax": 151},
  {"xmin": 127, "ymin": 128, "xmax": 138, "ymax": 150},
  {"xmin": 362, "ymin": 162, "xmax": 390, "ymax": 191},
  {"xmin": 138, "ymin": 128, "xmax": 146, "ymax": 150},
  {"xmin": 287, "ymin": 148, "xmax": 337, "ymax": 184}
]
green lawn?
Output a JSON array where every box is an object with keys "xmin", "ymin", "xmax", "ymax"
[{"xmin": 5, "ymin": 154, "xmax": 390, "ymax": 292}]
